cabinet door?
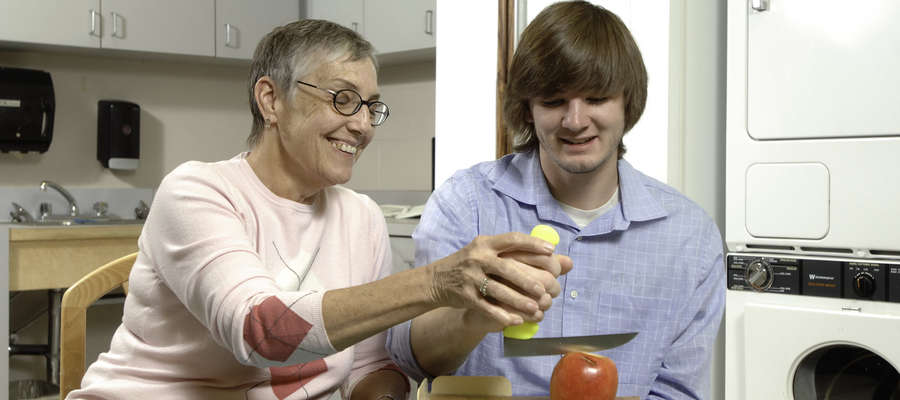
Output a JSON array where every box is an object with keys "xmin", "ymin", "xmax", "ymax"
[
  {"xmin": 365, "ymin": 0, "xmax": 435, "ymax": 55},
  {"xmin": 304, "ymin": 0, "xmax": 365, "ymax": 34},
  {"xmin": 0, "ymin": 0, "xmax": 101, "ymax": 48},
  {"xmin": 389, "ymin": 236, "xmax": 416, "ymax": 275},
  {"xmin": 216, "ymin": 0, "xmax": 299, "ymax": 60},
  {"xmin": 747, "ymin": 1, "xmax": 900, "ymax": 140},
  {"xmin": 101, "ymin": 0, "xmax": 215, "ymax": 56}
]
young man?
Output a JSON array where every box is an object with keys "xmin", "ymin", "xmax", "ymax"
[{"xmin": 387, "ymin": 2, "xmax": 725, "ymax": 398}]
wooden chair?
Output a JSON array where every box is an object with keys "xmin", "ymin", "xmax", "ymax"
[{"xmin": 57, "ymin": 252, "xmax": 137, "ymax": 399}]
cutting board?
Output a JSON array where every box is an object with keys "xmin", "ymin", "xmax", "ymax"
[{"xmin": 417, "ymin": 376, "xmax": 639, "ymax": 400}]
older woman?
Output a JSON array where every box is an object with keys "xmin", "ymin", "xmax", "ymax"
[{"xmin": 67, "ymin": 19, "xmax": 570, "ymax": 400}]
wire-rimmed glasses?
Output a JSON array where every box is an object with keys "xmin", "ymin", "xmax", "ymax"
[{"xmin": 296, "ymin": 80, "xmax": 390, "ymax": 126}]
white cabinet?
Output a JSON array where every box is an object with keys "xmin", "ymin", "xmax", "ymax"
[
  {"xmin": 304, "ymin": 0, "xmax": 364, "ymax": 34},
  {"xmin": 365, "ymin": 0, "xmax": 435, "ymax": 55},
  {"xmin": 746, "ymin": 1, "xmax": 900, "ymax": 140},
  {"xmin": 100, "ymin": 0, "xmax": 214, "ymax": 56},
  {"xmin": 0, "ymin": 0, "xmax": 101, "ymax": 48},
  {"xmin": 302, "ymin": 0, "xmax": 435, "ymax": 56},
  {"xmin": 215, "ymin": 0, "xmax": 299, "ymax": 60},
  {"xmin": 389, "ymin": 236, "xmax": 416, "ymax": 275},
  {"xmin": 0, "ymin": 0, "xmax": 299, "ymax": 60}
]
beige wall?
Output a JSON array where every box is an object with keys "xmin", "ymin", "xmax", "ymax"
[
  {"xmin": 349, "ymin": 60, "xmax": 435, "ymax": 192},
  {"xmin": 0, "ymin": 49, "xmax": 435, "ymax": 192}
]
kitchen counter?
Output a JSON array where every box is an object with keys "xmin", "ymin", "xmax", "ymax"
[
  {"xmin": 1, "ymin": 222, "xmax": 143, "ymax": 393},
  {"xmin": 5, "ymin": 223, "xmax": 143, "ymax": 291},
  {"xmin": 386, "ymin": 216, "xmax": 419, "ymax": 237}
]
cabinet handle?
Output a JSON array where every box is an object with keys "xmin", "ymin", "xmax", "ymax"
[
  {"xmin": 351, "ymin": 22, "xmax": 359, "ymax": 32},
  {"xmin": 224, "ymin": 23, "xmax": 236, "ymax": 48},
  {"xmin": 89, "ymin": 9, "xmax": 101, "ymax": 37},
  {"xmin": 425, "ymin": 10, "xmax": 434, "ymax": 35},
  {"xmin": 111, "ymin": 12, "xmax": 122, "ymax": 38},
  {"xmin": 751, "ymin": 0, "xmax": 769, "ymax": 11}
]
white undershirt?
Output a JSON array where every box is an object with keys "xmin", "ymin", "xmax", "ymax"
[{"xmin": 558, "ymin": 187, "xmax": 620, "ymax": 229}]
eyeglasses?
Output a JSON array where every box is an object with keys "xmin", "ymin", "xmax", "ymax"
[{"xmin": 296, "ymin": 80, "xmax": 390, "ymax": 126}]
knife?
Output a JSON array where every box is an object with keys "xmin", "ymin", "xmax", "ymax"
[{"xmin": 502, "ymin": 332, "xmax": 638, "ymax": 357}]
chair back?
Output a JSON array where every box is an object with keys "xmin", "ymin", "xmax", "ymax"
[{"xmin": 58, "ymin": 252, "xmax": 137, "ymax": 399}]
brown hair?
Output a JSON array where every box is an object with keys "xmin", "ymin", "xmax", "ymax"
[
  {"xmin": 247, "ymin": 19, "xmax": 376, "ymax": 147},
  {"xmin": 503, "ymin": 1, "xmax": 647, "ymax": 157}
]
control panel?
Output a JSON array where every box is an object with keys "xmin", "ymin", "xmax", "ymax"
[{"xmin": 727, "ymin": 253, "xmax": 900, "ymax": 303}]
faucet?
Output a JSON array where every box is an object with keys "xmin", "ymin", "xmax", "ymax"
[{"xmin": 40, "ymin": 180, "xmax": 79, "ymax": 217}]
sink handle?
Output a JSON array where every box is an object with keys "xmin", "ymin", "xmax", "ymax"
[
  {"xmin": 134, "ymin": 200, "xmax": 150, "ymax": 220},
  {"xmin": 10, "ymin": 202, "xmax": 34, "ymax": 223},
  {"xmin": 93, "ymin": 201, "xmax": 109, "ymax": 217}
]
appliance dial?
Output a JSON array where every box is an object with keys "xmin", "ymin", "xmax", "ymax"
[
  {"xmin": 852, "ymin": 272, "xmax": 876, "ymax": 298},
  {"xmin": 745, "ymin": 259, "xmax": 773, "ymax": 291}
]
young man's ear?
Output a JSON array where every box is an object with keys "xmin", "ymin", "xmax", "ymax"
[{"xmin": 254, "ymin": 76, "xmax": 279, "ymax": 126}]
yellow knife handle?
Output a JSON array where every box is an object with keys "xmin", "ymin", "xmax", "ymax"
[{"xmin": 503, "ymin": 224, "xmax": 559, "ymax": 340}]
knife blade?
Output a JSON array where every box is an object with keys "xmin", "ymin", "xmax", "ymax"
[{"xmin": 502, "ymin": 332, "xmax": 638, "ymax": 357}]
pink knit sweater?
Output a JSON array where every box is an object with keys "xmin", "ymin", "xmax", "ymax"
[{"xmin": 68, "ymin": 154, "xmax": 403, "ymax": 399}]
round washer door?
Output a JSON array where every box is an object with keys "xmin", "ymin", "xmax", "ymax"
[{"xmin": 793, "ymin": 345, "xmax": 899, "ymax": 399}]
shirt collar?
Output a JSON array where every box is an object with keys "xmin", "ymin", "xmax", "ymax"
[{"xmin": 491, "ymin": 150, "xmax": 667, "ymax": 232}]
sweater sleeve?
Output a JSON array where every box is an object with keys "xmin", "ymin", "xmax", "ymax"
[
  {"xmin": 342, "ymin": 197, "xmax": 411, "ymax": 398},
  {"xmin": 143, "ymin": 163, "xmax": 336, "ymax": 367}
]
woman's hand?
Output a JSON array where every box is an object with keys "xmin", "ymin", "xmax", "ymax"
[
  {"xmin": 427, "ymin": 232, "xmax": 571, "ymax": 328},
  {"xmin": 461, "ymin": 253, "xmax": 573, "ymax": 333}
]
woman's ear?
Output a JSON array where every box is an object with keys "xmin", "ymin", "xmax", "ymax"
[{"xmin": 254, "ymin": 76, "xmax": 278, "ymax": 126}]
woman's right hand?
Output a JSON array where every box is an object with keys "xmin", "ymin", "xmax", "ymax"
[{"xmin": 426, "ymin": 232, "xmax": 568, "ymax": 328}]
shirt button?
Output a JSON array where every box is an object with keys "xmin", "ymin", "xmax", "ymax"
[{"xmin": 570, "ymin": 290, "xmax": 578, "ymax": 299}]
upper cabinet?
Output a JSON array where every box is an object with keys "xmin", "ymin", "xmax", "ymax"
[
  {"xmin": 0, "ymin": 0, "xmax": 102, "ymax": 48},
  {"xmin": 100, "ymin": 0, "xmax": 214, "ymax": 56},
  {"xmin": 303, "ymin": 0, "xmax": 435, "ymax": 58},
  {"xmin": 216, "ymin": 0, "xmax": 299, "ymax": 60},
  {"xmin": 304, "ymin": 0, "xmax": 365, "ymax": 34},
  {"xmin": 364, "ymin": 0, "xmax": 435, "ymax": 55},
  {"xmin": 0, "ymin": 0, "xmax": 300, "ymax": 60}
]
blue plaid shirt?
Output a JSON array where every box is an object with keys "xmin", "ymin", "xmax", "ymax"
[{"xmin": 387, "ymin": 150, "xmax": 725, "ymax": 399}]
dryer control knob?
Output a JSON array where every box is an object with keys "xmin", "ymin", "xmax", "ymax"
[
  {"xmin": 745, "ymin": 259, "xmax": 773, "ymax": 291},
  {"xmin": 852, "ymin": 272, "xmax": 876, "ymax": 298}
]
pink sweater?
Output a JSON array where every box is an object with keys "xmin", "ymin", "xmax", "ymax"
[{"xmin": 69, "ymin": 154, "xmax": 403, "ymax": 399}]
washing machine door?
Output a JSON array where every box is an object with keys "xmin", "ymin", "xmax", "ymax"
[
  {"xmin": 793, "ymin": 345, "xmax": 900, "ymax": 399},
  {"xmin": 744, "ymin": 302, "xmax": 900, "ymax": 399}
]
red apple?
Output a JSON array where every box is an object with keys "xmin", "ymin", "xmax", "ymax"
[{"xmin": 550, "ymin": 352, "xmax": 618, "ymax": 400}]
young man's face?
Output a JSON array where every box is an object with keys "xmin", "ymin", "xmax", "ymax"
[{"xmin": 529, "ymin": 91, "xmax": 626, "ymax": 176}]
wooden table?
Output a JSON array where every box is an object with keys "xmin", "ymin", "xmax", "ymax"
[{"xmin": 428, "ymin": 397, "xmax": 637, "ymax": 400}]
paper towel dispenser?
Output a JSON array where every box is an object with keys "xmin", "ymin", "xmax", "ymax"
[
  {"xmin": 97, "ymin": 100, "xmax": 140, "ymax": 170},
  {"xmin": 0, "ymin": 67, "xmax": 55, "ymax": 153}
]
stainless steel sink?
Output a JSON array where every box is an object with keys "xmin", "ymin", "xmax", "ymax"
[{"xmin": 12, "ymin": 217, "xmax": 144, "ymax": 226}]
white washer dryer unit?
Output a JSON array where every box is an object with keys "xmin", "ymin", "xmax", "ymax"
[{"xmin": 726, "ymin": 0, "xmax": 900, "ymax": 399}]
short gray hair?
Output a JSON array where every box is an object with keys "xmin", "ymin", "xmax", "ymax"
[{"xmin": 247, "ymin": 19, "xmax": 377, "ymax": 147}]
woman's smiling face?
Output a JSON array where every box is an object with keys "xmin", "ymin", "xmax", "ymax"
[{"xmin": 275, "ymin": 57, "xmax": 379, "ymax": 188}]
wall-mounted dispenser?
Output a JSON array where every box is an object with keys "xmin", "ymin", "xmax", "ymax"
[
  {"xmin": 97, "ymin": 100, "xmax": 140, "ymax": 170},
  {"xmin": 0, "ymin": 67, "xmax": 55, "ymax": 153}
]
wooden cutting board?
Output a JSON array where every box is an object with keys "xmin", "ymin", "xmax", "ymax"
[{"xmin": 419, "ymin": 376, "xmax": 638, "ymax": 400}]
